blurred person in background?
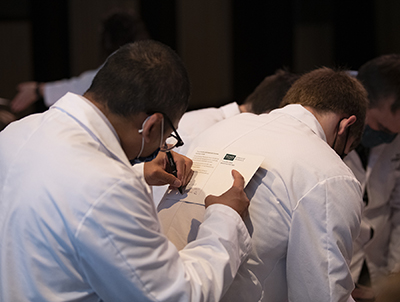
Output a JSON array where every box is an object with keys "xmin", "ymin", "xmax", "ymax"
[{"xmin": 10, "ymin": 8, "xmax": 150, "ymax": 113}]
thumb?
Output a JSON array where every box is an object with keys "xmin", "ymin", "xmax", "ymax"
[{"xmin": 231, "ymin": 169, "xmax": 245, "ymax": 190}]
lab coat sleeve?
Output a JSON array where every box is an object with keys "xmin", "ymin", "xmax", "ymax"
[
  {"xmin": 287, "ymin": 176, "xmax": 362, "ymax": 302},
  {"xmin": 388, "ymin": 172, "xmax": 400, "ymax": 273},
  {"xmin": 43, "ymin": 69, "xmax": 98, "ymax": 107},
  {"xmin": 74, "ymin": 178, "xmax": 251, "ymax": 302}
]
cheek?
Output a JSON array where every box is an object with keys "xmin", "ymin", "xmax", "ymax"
[
  {"xmin": 365, "ymin": 109, "xmax": 380, "ymax": 130},
  {"xmin": 389, "ymin": 112, "xmax": 400, "ymax": 133},
  {"xmin": 346, "ymin": 137, "xmax": 357, "ymax": 154}
]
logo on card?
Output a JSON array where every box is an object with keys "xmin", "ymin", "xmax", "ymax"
[{"xmin": 223, "ymin": 154, "xmax": 236, "ymax": 161}]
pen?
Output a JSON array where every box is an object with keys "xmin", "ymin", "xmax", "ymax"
[{"xmin": 166, "ymin": 151, "xmax": 183, "ymax": 194}]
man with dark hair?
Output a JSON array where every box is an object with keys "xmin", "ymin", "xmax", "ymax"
[
  {"xmin": 11, "ymin": 9, "xmax": 150, "ymax": 113},
  {"xmin": 86, "ymin": 40, "xmax": 187, "ymax": 123},
  {"xmin": 344, "ymin": 54, "xmax": 400, "ymax": 299},
  {"xmin": 176, "ymin": 69, "xmax": 298, "ymax": 153},
  {"xmin": 243, "ymin": 68, "xmax": 299, "ymax": 114},
  {"xmin": 0, "ymin": 41, "xmax": 251, "ymax": 301},
  {"xmin": 100, "ymin": 8, "xmax": 150, "ymax": 62},
  {"xmin": 158, "ymin": 67, "xmax": 369, "ymax": 301}
]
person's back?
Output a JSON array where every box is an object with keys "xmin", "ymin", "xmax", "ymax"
[
  {"xmin": 0, "ymin": 40, "xmax": 252, "ymax": 302},
  {"xmin": 158, "ymin": 67, "xmax": 369, "ymax": 301},
  {"xmin": 160, "ymin": 107, "xmax": 361, "ymax": 301},
  {"xmin": 0, "ymin": 96, "xmax": 153, "ymax": 300}
]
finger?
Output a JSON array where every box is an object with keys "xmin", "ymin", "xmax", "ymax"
[
  {"xmin": 231, "ymin": 169, "xmax": 245, "ymax": 190},
  {"xmin": 182, "ymin": 169, "xmax": 194, "ymax": 186},
  {"xmin": 174, "ymin": 155, "xmax": 186, "ymax": 181},
  {"xmin": 171, "ymin": 151, "xmax": 193, "ymax": 182},
  {"xmin": 157, "ymin": 170, "xmax": 181, "ymax": 187},
  {"xmin": 178, "ymin": 160, "xmax": 191, "ymax": 185}
]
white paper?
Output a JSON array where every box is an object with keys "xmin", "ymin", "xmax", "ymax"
[{"xmin": 161, "ymin": 148, "xmax": 264, "ymax": 205}]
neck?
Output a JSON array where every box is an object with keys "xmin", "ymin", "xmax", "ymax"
[
  {"xmin": 304, "ymin": 106, "xmax": 342, "ymax": 146},
  {"xmin": 239, "ymin": 103, "xmax": 251, "ymax": 113}
]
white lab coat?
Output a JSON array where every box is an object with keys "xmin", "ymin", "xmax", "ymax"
[
  {"xmin": 345, "ymin": 136, "xmax": 400, "ymax": 286},
  {"xmin": 43, "ymin": 69, "xmax": 99, "ymax": 107},
  {"xmin": 177, "ymin": 102, "xmax": 240, "ymax": 154},
  {"xmin": 158, "ymin": 105, "xmax": 362, "ymax": 301},
  {"xmin": 152, "ymin": 102, "xmax": 241, "ymax": 206},
  {"xmin": 0, "ymin": 93, "xmax": 251, "ymax": 302}
]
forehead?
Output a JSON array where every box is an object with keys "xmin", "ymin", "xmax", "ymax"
[{"xmin": 367, "ymin": 97, "xmax": 400, "ymax": 133}]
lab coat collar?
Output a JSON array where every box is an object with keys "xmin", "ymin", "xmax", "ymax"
[
  {"xmin": 220, "ymin": 102, "xmax": 241, "ymax": 119},
  {"xmin": 270, "ymin": 104, "xmax": 327, "ymax": 142},
  {"xmin": 51, "ymin": 92, "xmax": 131, "ymax": 166}
]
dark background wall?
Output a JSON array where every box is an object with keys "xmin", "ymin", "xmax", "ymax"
[{"xmin": 0, "ymin": 0, "xmax": 399, "ymax": 112}]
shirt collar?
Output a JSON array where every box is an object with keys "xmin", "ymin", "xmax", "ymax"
[
  {"xmin": 51, "ymin": 92, "xmax": 130, "ymax": 166},
  {"xmin": 220, "ymin": 102, "xmax": 241, "ymax": 119},
  {"xmin": 270, "ymin": 104, "xmax": 327, "ymax": 143},
  {"xmin": 78, "ymin": 95, "xmax": 120, "ymax": 143}
]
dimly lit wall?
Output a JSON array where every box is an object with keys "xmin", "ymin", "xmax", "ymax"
[{"xmin": 1, "ymin": 0, "xmax": 400, "ymax": 112}]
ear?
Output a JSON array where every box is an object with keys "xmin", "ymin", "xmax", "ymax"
[
  {"xmin": 338, "ymin": 115, "xmax": 356, "ymax": 136},
  {"xmin": 141, "ymin": 113, "xmax": 164, "ymax": 143}
]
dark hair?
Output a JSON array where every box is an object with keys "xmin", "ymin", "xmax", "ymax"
[
  {"xmin": 101, "ymin": 9, "xmax": 150, "ymax": 58},
  {"xmin": 244, "ymin": 69, "xmax": 299, "ymax": 114},
  {"xmin": 357, "ymin": 54, "xmax": 400, "ymax": 112},
  {"xmin": 87, "ymin": 40, "xmax": 190, "ymax": 122},
  {"xmin": 281, "ymin": 67, "xmax": 369, "ymax": 147}
]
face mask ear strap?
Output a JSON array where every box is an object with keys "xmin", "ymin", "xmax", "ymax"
[
  {"xmin": 136, "ymin": 116, "xmax": 151, "ymax": 159},
  {"xmin": 332, "ymin": 118, "xmax": 350, "ymax": 159},
  {"xmin": 332, "ymin": 118, "xmax": 344, "ymax": 149},
  {"xmin": 160, "ymin": 116, "xmax": 164, "ymax": 149},
  {"xmin": 340, "ymin": 126, "xmax": 351, "ymax": 159},
  {"xmin": 138, "ymin": 116, "xmax": 151, "ymax": 134}
]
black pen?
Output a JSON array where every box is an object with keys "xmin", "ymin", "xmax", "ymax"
[{"xmin": 166, "ymin": 151, "xmax": 183, "ymax": 194}]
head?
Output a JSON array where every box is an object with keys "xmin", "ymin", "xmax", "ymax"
[
  {"xmin": 85, "ymin": 40, "xmax": 190, "ymax": 162},
  {"xmin": 356, "ymin": 54, "xmax": 400, "ymax": 147},
  {"xmin": 100, "ymin": 9, "xmax": 150, "ymax": 59},
  {"xmin": 243, "ymin": 69, "xmax": 299, "ymax": 114},
  {"xmin": 281, "ymin": 67, "xmax": 369, "ymax": 155}
]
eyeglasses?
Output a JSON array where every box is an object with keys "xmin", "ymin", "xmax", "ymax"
[{"xmin": 160, "ymin": 113, "xmax": 184, "ymax": 152}]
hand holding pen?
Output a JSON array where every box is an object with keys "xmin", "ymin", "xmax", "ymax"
[
  {"xmin": 166, "ymin": 151, "xmax": 183, "ymax": 194},
  {"xmin": 143, "ymin": 150, "xmax": 193, "ymax": 191}
]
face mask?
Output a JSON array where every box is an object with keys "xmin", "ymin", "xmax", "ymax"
[
  {"xmin": 361, "ymin": 125, "xmax": 397, "ymax": 148},
  {"xmin": 130, "ymin": 148, "xmax": 160, "ymax": 165},
  {"xmin": 130, "ymin": 116, "xmax": 164, "ymax": 166}
]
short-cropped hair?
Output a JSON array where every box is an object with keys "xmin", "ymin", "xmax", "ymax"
[
  {"xmin": 280, "ymin": 67, "xmax": 369, "ymax": 147},
  {"xmin": 87, "ymin": 40, "xmax": 190, "ymax": 122},
  {"xmin": 244, "ymin": 69, "xmax": 299, "ymax": 114}
]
